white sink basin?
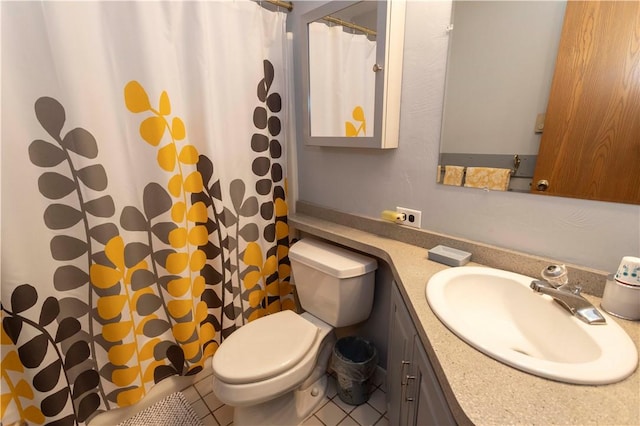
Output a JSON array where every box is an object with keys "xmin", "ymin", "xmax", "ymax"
[{"xmin": 426, "ymin": 266, "xmax": 638, "ymax": 384}]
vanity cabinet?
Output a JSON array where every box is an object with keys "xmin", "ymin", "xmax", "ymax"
[{"xmin": 387, "ymin": 284, "xmax": 455, "ymax": 426}]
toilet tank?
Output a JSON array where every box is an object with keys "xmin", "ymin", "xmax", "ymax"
[{"xmin": 289, "ymin": 238, "xmax": 377, "ymax": 327}]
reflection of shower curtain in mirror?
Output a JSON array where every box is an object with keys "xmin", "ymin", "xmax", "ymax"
[{"xmin": 308, "ymin": 22, "xmax": 376, "ymax": 137}]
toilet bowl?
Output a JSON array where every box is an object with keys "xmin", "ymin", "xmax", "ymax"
[{"xmin": 211, "ymin": 238, "xmax": 377, "ymax": 425}]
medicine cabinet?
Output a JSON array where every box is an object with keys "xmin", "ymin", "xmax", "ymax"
[{"xmin": 300, "ymin": 0, "xmax": 406, "ymax": 149}]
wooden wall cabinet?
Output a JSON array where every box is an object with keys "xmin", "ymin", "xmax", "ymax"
[{"xmin": 387, "ymin": 284, "xmax": 456, "ymax": 425}]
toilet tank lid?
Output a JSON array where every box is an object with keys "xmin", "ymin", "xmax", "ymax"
[{"xmin": 289, "ymin": 239, "xmax": 377, "ymax": 279}]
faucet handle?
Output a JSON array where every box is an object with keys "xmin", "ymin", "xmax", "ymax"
[{"xmin": 541, "ymin": 264, "xmax": 569, "ymax": 287}]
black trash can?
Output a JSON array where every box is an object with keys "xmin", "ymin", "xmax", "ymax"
[{"xmin": 331, "ymin": 336, "xmax": 378, "ymax": 405}]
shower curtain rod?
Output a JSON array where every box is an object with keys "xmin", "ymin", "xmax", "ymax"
[
  {"xmin": 260, "ymin": 1, "xmax": 375, "ymax": 38},
  {"xmin": 264, "ymin": 0, "xmax": 293, "ymax": 12},
  {"xmin": 322, "ymin": 16, "xmax": 377, "ymax": 37}
]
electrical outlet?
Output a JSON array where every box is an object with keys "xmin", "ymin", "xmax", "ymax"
[{"xmin": 396, "ymin": 206, "xmax": 422, "ymax": 228}]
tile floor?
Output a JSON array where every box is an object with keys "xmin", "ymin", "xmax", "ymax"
[{"xmin": 181, "ymin": 369, "xmax": 389, "ymax": 426}]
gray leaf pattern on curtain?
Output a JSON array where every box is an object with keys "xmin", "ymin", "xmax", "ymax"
[{"xmin": 1, "ymin": 59, "xmax": 293, "ymax": 426}]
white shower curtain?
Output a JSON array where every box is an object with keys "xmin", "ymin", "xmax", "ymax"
[
  {"xmin": 308, "ymin": 22, "xmax": 377, "ymax": 137},
  {"xmin": 1, "ymin": 1, "xmax": 294, "ymax": 425}
]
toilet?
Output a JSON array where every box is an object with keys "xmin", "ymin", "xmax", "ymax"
[{"xmin": 211, "ymin": 238, "xmax": 378, "ymax": 425}]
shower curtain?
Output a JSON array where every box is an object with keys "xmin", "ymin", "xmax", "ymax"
[
  {"xmin": 0, "ymin": 1, "xmax": 294, "ymax": 425},
  {"xmin": 308, "ymin": 22, "xmax": 377, "ymax": 137}
]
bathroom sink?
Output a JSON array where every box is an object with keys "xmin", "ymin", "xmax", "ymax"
[{"xmin": 426, "ymin": 266, "xmax": 638, "ymax": 384}]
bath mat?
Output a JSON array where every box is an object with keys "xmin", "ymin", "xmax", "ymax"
[{"xmin": 117, "ymin": 391, "xmax": 203, "ymax": 426}]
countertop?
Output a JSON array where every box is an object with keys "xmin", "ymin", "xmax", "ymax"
[{"xmin": 289, "ymin": 212, "xmax": 640, "ymax": 425}]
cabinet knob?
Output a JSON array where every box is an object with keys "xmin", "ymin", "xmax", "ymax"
[
  {"xmin": 536, "ymin": 179, "xmax": 549, "ymax": 191},
  {"xmin": 373, "ymin": 63, "xmax": 383, "ymax": 72}
]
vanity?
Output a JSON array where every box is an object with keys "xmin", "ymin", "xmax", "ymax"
[{"xmin": 289, "ymin": 205, "xmax": 640, "ymax": 425}]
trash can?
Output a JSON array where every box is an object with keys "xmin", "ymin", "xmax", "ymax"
[{"xmin": 331, "ymin": 336, "xmax": 378, "ymax": 405}]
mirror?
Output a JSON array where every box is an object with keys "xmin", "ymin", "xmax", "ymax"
[
  {"xmin": 438, "ymin": 1, "xmax": 567, "ymax": 192},
  {"xmin": 301, "ymin": 0, "xmax": 405, "ymax": 149},
  {"xmin": 308, "ymin": 2, "xmax": 377, "ymax": 138},
  {"xmin": 437, "ymin": 1, "xmax": 640, "ymax": 204}
]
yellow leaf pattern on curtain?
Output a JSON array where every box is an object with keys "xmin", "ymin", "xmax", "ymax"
[
  {"xmin": 2, "ymin": 48, "xmax": 292, "ymax": 426},
  {"xmin": 1, "ymin": 313, "xmax": 46, "ymax": 425},
  {"xmin": 124, "ymin": 81, "xmax": 210, "ymax": 373},
  {"xmin": 345, "ymin": 105, "xmax": 367, "ymax": 137}
]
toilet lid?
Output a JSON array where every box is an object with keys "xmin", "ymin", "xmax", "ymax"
[{"xmin": 212, "ymin": 310, "xmax": 318, "ymax": 384}]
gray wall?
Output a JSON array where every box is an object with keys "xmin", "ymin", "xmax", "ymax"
[
  {"xmin": 441, "ymin": 1, "xmax": 565, "ymax": 155},
  {"xmin": 291, "ymin": 1, "xmax": 640, "ymax": 273}
]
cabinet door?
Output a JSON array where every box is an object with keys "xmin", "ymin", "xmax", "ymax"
[
  {"xmin": 387, "ymin": 285, "xmax": 416, "ymax": 425},
  {"xmin": 408, "ymin": 341, "xmax": 456, "ymax": 426}
]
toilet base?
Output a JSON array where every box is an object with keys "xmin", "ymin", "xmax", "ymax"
[{"xmin": 234, "ymin": 374, "xmax": 328, "ymax": 426}]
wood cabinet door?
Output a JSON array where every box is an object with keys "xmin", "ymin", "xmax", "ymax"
[{"xmin": 532, "ymin": 1, "xmax": 640, "ymax": 204}]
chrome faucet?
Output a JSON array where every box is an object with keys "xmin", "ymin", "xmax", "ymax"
[{"xmin": 530, "ymin": 265, "xmax": 606, "ymax": 325}]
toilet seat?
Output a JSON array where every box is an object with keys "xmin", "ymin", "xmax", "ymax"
[
  {"xmin": 212, "ymin": 312, "xmax": 334, "ymax": 407},
  {"xmin": 212, "ymin": 310, "xmax": 318, "ymax": 384}
]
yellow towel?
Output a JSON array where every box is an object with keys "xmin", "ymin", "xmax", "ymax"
[
  {"xmin": 464, "ymin": 167, "xmax": 511, "ymax": 191},
  {"xmin": 443, "ymin": 165, "xmax": 464, "ymax": 186}
]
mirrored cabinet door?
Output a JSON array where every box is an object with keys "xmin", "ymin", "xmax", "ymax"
[{"xmin": 300, "ymin": 0, "xmax": 406, "ymax": 149}]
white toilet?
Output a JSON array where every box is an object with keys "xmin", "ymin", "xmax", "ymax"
[{"xmin": 211, "ymin": 238, "xmax": 378, "ymax": 425}]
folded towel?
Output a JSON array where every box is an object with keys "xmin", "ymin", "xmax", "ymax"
[
  {"xmin": 443, "ymin": 165, "xmax": 464, "ymax": 186},
  {"xmin": 464, "ymin": 167, "xmax": 511, "ymax": 191},
  {"xmin": 436, "ymin": 165, "xmax": 442, "ymax": 183}
]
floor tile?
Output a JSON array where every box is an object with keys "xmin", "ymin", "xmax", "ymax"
[
  {"xmin": 337, "ymin": 415, "xmax": 360, "ymax": 426},
  {"xmin": 187, "ymin": 371, "xmax": 390, "ymax": 426},
  {"xmin": 331, "ymin": 395, "xmax": 357, "ymax": 414},
  {"xmin": 195, "ymin": 375, "xmax": 214, "ymax": 397},
  {"xmin": 374, "ymin": 416, "xmax": 388, "ymax": 426},
  {"xmin": 367, "ymin": 388, "xmax": 387, "ymax": 414},
  {"xmin": 182, "ymin": 386, "xmax": 202, "ymax": 404},
  {"xmin": 191, "ymin": 399, "xmax": 212, "ymax": 419},
  {"xmin": 315, "ymin": 400, "xmax": 348, "ymax": 426},
  {"xmin": 203, "ymin": 391, "xmax": 224, "ymax": 412},
  {"xmin": 301, "ymin": 415, "xmax": 326, "ymax": 426},
  {"xmin": 200, "ymin": 413, "xmax": 220, "ymax": 426},
  {"xmin": 213, "ymin": 404, "xmax": 234, "ymax": 426},
  {"xmin": 350, "ymin": 404, "xmax": 382, "ymax": 426}
]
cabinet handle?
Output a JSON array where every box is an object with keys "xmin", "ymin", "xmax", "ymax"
[
  {"xmin": 405, "ymin": 375, "xmax": 416, "ymax": 402},
  {"xmin": 400, "ymin": 361, "xmax": 410, "ymax": 386}
]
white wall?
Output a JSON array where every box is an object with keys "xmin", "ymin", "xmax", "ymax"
[{"xmin": 292, "ymin": 1, "xmax": 640, "ymax": 273}]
